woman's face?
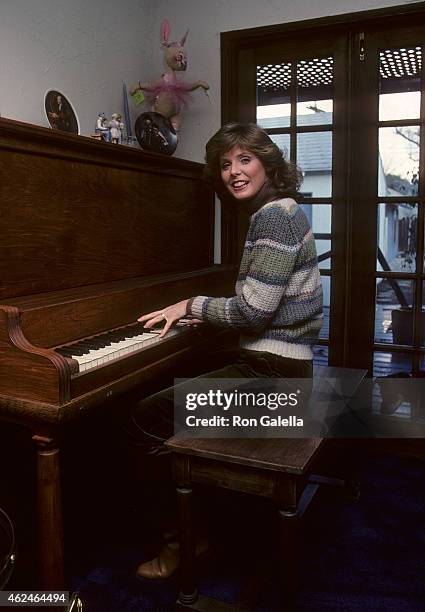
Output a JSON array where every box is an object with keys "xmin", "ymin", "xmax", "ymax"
[{"xmin": 220, "ymin": 146, "xmax": 267, "ymax": 200}]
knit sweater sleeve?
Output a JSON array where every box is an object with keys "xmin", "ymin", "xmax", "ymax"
[{"xmin": 187, "ymin": 200, "xmax": 304, "ymax": 332}]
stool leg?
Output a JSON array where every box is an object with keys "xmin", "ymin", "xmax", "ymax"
[
  {"xmin": 278, "ymin": 507, "xmax": 298, "ymax": 611},
  {"xmin": 177, "ymin": 486, "xmax": 198, "ymax": 606}
]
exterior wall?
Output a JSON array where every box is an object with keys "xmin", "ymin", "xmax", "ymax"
[{"xmin": 302, "ymin": 173, "xmax": 331, "ymax": 198}]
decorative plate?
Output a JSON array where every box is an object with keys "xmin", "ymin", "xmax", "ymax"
[{"xmin": 44, "ymin": 90, "xmax": 79, "ymax": 134}]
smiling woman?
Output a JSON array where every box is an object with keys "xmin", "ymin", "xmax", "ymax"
[
  {"xmin": 220, "ymin": 147, "xmax": 267, "ymax": 199},
  {"xmin": 204, "ymin": 122, "xmax": 302, "ymax": 205},
  {"xmin": 123, "ymin": 122, "xmax": 323, "ymax": 579}
]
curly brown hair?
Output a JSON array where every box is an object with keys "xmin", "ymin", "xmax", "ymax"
[{"xmin": 204, "ymin": 123, "xmax": 303, "ymax": 200}]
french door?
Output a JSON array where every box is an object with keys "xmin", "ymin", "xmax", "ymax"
[
  {"xmin": 349, "ymin": 24, "xmax": 424, "ymax": 380},
  {"xmin": 222, "ymin": 4, "xmax": 425, "ymax": 378}
]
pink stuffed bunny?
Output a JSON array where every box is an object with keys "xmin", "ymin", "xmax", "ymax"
[{"xmin": 130, "ymin": 19, "xmax": 209, "ymax": 133}]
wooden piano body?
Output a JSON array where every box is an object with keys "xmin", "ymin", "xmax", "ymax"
[{"xmin": 0, "ymin": 117, "xmax": 236, "ymax": 588}]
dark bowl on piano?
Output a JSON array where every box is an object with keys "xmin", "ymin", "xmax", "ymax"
[{"xmin": 135, "ymin": 112, "xmax": 177, "ymax": 155}]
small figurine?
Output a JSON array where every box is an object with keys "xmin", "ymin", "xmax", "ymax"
[
  {"xmin": 95, "ymin": 113, "xmax": 111, "ymax": 142},
  {"xmin": 130, "ymin": 19, "xmax": 209, "ymax": 135},
  {"xmin": 109, "ymin": 113, "xmax": 124, "ymax": 144}
]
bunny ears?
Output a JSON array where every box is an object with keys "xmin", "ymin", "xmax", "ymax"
[{"xmin": 161, "ymin": 18, "xmax": 188, "ymax": 48}]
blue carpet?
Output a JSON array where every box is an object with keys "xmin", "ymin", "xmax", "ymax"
[{"xmin": 66, "ymin": 451, "xmax": 425, "ymax": 611}]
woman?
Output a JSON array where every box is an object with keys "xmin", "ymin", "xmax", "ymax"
[{"xmin": 127, "ymin": 122, "xmax": 323, "ymax": 578}]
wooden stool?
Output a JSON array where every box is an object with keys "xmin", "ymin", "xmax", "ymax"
[{"xmin": 165, "ymin": 436, "xmax": 324, "ymax": 610}]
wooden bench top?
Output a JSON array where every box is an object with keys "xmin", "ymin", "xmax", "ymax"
[{"xmin": 164, "ymin": 437, "xmax": 324, "ymax": 476}]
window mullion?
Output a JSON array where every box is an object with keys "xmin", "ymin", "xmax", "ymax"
[{"xmin": 290, "ymin": 61, "xmax": 297, "ymax": 166}]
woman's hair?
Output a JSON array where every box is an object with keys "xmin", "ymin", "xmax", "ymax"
[{"xmin": 204, "ymin": 122, "xmax": 303, "ymax": 199}]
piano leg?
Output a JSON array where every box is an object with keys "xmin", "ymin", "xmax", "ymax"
[{"xmin": 33, "ymin": 435, "xmax": 65, "ymax": 589}]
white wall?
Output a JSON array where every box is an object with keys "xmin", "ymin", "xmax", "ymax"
[
  {"xmin": 0, "ymin": 0, "xmax": 154, "ymax": 136},
  {"xmin": 150, "ymin": 0, "xmax": 423, "ymax": 161}
]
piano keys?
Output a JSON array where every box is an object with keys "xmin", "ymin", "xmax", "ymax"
[{"xmin": 56, "ymin": 321, "xmax": 191, "ymax": 372}]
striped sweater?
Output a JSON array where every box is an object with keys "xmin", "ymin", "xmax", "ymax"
[{"xmin": 188, "ymin": 198, "xmax": 323, "ymax": 360}]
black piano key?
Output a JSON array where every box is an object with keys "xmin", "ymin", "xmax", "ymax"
[
  {"xmin": 56, "ymin": 347, "xmax": 87, "ymax": 357},
  {"xmin": 55, "ymin": 348, "xmax": 71, "ymax": 356},
  {"xmin": 99, "ymin": 329, "xmax": 132, "ymax": 343},
  {"xmin": 73, "ymin": 348, "xmax": 91, "ymax": 356},
  {"xmin": 98, "ymin": 326, "xmax": 146, "ymax": 344},
  {"xmin": 75, "ymin": 340, "xmax": 107, "ymax": 350},
  {"xmin": 122, "ymin": 328, "xmax": 141, "ymax": 338}
]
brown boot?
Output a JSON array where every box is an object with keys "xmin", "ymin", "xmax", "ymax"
[
  {"xmin": 136, "ymin": 541, "xmax": 180, "ymax": 579},
  {"xmin": 136, "ymin": 538, "xmax": 210, "ymax": 579}
]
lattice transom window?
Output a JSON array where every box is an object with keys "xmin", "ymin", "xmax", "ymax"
[
  {"xmin": 379, "ymin": 46, "xmax": 421, "ymax": 79},
  {"xmin": 256, "ymin": 57, "xmax": 333, "ymax": 95}
]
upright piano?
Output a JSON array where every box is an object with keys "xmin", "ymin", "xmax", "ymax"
[{"xmin": 0, "ymin": 118, "xmax": 237, "ymax": 588}]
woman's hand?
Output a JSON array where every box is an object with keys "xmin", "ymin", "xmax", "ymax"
[{"xmin": 137, "ymin": 299, "xmax": 190, "ymax": 337}]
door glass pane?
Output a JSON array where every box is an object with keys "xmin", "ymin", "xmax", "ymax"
[
  {"xmin": 379, "ymin": 46, "xmax": 421, "ymax": 121},
  {"xmin": 374, "ymin": 351, "xmax": 412, "ymax": 376},
  {"xmin": 375, "ymin": 278, "xmax": 414, "ymax": 344},
  {"xmin": 296, "ymin": 57, "xmax": 333, "ymax": 125},
  {"xmin": 257, "ymin": 62, "xmax": 291, "ymax": 128},
  {"xmin": 373, "ymin": 352, "xmax": 413, "ymax": 419},
  {"xmin": 377, "ymin": 203, "xmax": 417, "ymax": 273},
  {"xmin": 378, "ymin": 126, "xmax": 419, "ymax": 196},
  {"xmin": 297, "ymin": 131, "xmax": 332, "ymax": 197},
  {"xmin": 300, "ymin": 204, "xmax": 331, "ymax": 269},
  {"xmin": 321, "ymin": 275, "xmax": 330, "ymax": 340},
  {"xmin": 269, "ymin": 133, "xmax": 290, "ymax": 158}
]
